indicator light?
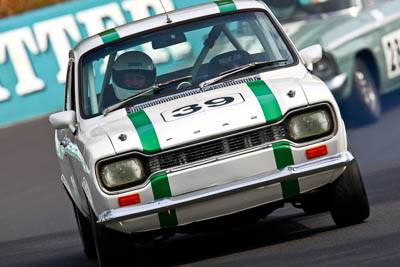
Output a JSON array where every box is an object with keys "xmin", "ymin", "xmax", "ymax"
[
  {"xmin": 306, "ymin": 145, "xmax": 328, "ymax": 159},
  {"xmin": 118, "ymin": 193, "xmax": 141, "ymax": 207}
]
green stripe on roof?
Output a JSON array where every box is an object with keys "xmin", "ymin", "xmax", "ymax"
[
  {"xmin": 215, "ymin": 0, "xmax": 237, "ymax": 12},
  {"xmin": 151, "ymin": 172, "xmax": 178, "ymax": 228},
  {"xmin": 99, "ymin": 28, "xmax": 120, "ymax": 43},
  {"xmin": 272, "ymin": 142, "xmax": 299, "ymax": 199},
  {"xmin": 128, "ymin": 110, "xmax": 161, "ymax": 153},
  {"xmin": 247, "ymin": 80, "xmax": 282, "ymax": 123}
]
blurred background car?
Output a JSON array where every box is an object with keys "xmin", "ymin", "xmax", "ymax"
[{"xmin": 263, "ymin": 0, "xmax": 400, "ymax": 124}]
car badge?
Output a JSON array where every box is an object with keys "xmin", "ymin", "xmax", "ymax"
[
  {"xmin": 118, "ymin": 134, "xmax": 127, "ymax": 141},
  {"xmin": 287, "ymin": 90, "xmax": 296, "ymax": 98}
]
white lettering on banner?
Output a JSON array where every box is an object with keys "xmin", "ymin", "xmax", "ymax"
[
  {"xmin": 0, "ymin": 85, "xmax": 11, "ymax": 101},
  {"xmin": 33, "ymin": 15, "xmax": 82, "ymax": 84},
  {"xmin": 0, "ymin": 0, "xmax": 193, "ymax": 104},
  {"xmin": 0, "ymin": 27, "xmax": 45, "ymax": 96},
  {"xmin": 76, "ymin": 3, "xmax": 126, "ymax": 37}
]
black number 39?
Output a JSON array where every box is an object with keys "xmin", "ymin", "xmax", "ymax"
[{"xmin": 171, "ymin": 96, "xmax": 234, "ymax": 117}]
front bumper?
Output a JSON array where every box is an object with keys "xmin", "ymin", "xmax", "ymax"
[{"xmin": 98, "ymin": 151, "xmax": 354, "ymax": 225}]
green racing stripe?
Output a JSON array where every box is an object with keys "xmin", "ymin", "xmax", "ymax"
[
  {"xmin": 215, "ymin": 0, "xmax": 237, "ymax": 12},
  {"xmin": 128, "ymin": 110, "xmax": 161, "ymax": 153},
  {"xmin": 272, "ymin": 142, "xmax": 300, "ymax": 199},
  {"xmin": 247, "ymin": 80, "xmax": 296, "ymax": 198},
  {"xmin": 151, "ymin": 172, "xmax": 172, "ymax": 200},
  {"xmin": 151, "ymin": 172, "xmax": 179, "ymax": 228},
  {"xmin": 247, "ymin": 80, "xmax": 282, "ymax": 123},
  {"xmin": 99, "ymin": 28, "xmax": 120, "ymax": 43}
]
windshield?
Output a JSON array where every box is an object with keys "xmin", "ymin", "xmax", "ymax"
[
  {"xmin": 263, "ymin": 0, "xmax": 358, "ymax": 21},
  {"xmin": 80, "ymin": 11, "xmax": 295, "ymax": 117}
]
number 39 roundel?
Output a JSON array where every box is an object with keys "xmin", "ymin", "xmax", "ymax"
[{"xmin": 161, "ymin": 93, "xmax": 244, "ymax": 122}]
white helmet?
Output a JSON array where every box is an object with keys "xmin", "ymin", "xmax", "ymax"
[{"xmin": 112, "ymin": 51, "xmax": 156, "ymax": 100}]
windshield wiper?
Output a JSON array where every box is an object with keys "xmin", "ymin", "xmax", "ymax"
[
  {"xmin": 103, "ymin": 75, "xmax": 192, "ymax": 115},
  {"xmin": 199, "ymin": 59, "xmax": 288, "ymax": 89}
]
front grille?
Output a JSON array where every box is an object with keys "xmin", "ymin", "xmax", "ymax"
[{"xmin": 148, "ymin": 124, "xmax": 286, "ymax": 173}]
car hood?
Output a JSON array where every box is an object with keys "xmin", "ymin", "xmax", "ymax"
[
  {"xmin": 98, "ymin": 73, "xmax": 312, "ymax": 155},
  {"xmin": 282, "ymin": 14, "xmax": 355, "ymax": 50}
]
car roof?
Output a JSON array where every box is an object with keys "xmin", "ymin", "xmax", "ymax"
[{"xmin": 71, "ymin": 0, "xmax": 271, "ymax": 60}]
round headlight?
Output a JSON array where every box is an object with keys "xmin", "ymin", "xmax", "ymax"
[
  {"xmin": 288, "ymin": 109, "xmax": 332, "ymax": 141},
  {"xmin": 100, "ymin": 157, "xmax": 145, "ymax": 189}
]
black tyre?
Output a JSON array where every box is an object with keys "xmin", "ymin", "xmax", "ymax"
[
  {"xmin": 329, "ymin": 158, "xmax": 370, "ymax": 227},
  {"xmin": 88, "ymin": 203, "xmax": 132, "ymax": 267},
  {"xmin": 347, "ymin": 58, "xmax": 381, "ymax": 124},
  {"xmin": 73, "ymin": 203, "xmax": 96, "ymax": 258}
]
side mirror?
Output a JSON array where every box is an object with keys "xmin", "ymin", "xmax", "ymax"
[
  {"xmin": 299, "ymin": 44, "xmax": 322, "ymax": 72},
  {"xmin": 49, "ymin": 110, "xmax": 77, "ymax": 134}
]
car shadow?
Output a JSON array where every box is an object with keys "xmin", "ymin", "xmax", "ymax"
[
  {"xmin": 130, "ymin": 211, "xmax": 337, "ymax": 266},
  {"xmin": 0, "ymin": 210, "xmax": 342, "ymax": 267}
]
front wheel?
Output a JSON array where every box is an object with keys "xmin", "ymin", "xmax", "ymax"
[
  {"xmin": 73, "ymin": 203, "xmax": 96, "ymax": 258},
  {"xmin": 88, "ymin": 203, "xmax": 132, "ymax": 267},
  {"xmin": 329, "ymin": 158, "xmax": 370, "ymax": 227}
]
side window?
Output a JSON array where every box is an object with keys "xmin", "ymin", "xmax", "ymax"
[{"xmin": 64, "ymin": 61, "xmax": 75, "ymax": 111}]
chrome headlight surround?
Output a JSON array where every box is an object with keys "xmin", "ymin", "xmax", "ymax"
[
  {"xmin": 285, "ymin": 106, "xmax": 334, "ymax": 142},
  {"xmin": 97, "ymin": 155, "xmax": 150, "ymax": 191}
]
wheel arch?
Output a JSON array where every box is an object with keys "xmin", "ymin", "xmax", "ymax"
[
  {"xmin": 342, "ymin": 48, "xmax": 382, "ymax": 124},
  {"xmin": 354, "ymin": 49, "xmax": 381, "ymax": 93},
  {"xmin": 62, "ymin": 184, "xmax": 75, "ymax": 204},
  {"xmin": 62, "ymin": 183, "xmax": 93, "ymax": 220}
]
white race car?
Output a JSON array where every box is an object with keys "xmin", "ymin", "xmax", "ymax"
[{"xmin": 49, "ymin": 0, "xmax": 369, "ymax": 266}]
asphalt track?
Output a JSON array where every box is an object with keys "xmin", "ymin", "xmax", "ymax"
[{"xmin": 1, "ymin": 92, "xmax": 400, "ymax": 267}]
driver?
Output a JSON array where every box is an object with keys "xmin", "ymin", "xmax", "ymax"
[{"xmin": 112, "ymin": 51, "xmax": 156, "ymax": 101}]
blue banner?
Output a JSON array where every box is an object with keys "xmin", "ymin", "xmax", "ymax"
[{"xmin": 0, "ymin": 0, "xmax": 211, "ymax": 127}]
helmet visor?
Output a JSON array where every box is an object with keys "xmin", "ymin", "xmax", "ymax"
[{"xmin": 112, "ymin": 70, "xmax": 153, "ymax": 90}]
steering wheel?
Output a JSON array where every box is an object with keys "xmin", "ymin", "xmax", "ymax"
[{"xmin": 208, "ymin": 50, "xmax": 252, "ymax": 76}]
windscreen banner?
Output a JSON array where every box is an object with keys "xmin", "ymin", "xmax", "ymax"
[{"xmin": 0, "ymin": 0, "xmax": 211, "ymax": 127}]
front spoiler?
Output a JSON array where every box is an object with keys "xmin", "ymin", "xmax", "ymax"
[{"xmin": 98, "ymin": 151, "xmax": 354, "ymax": 225}]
